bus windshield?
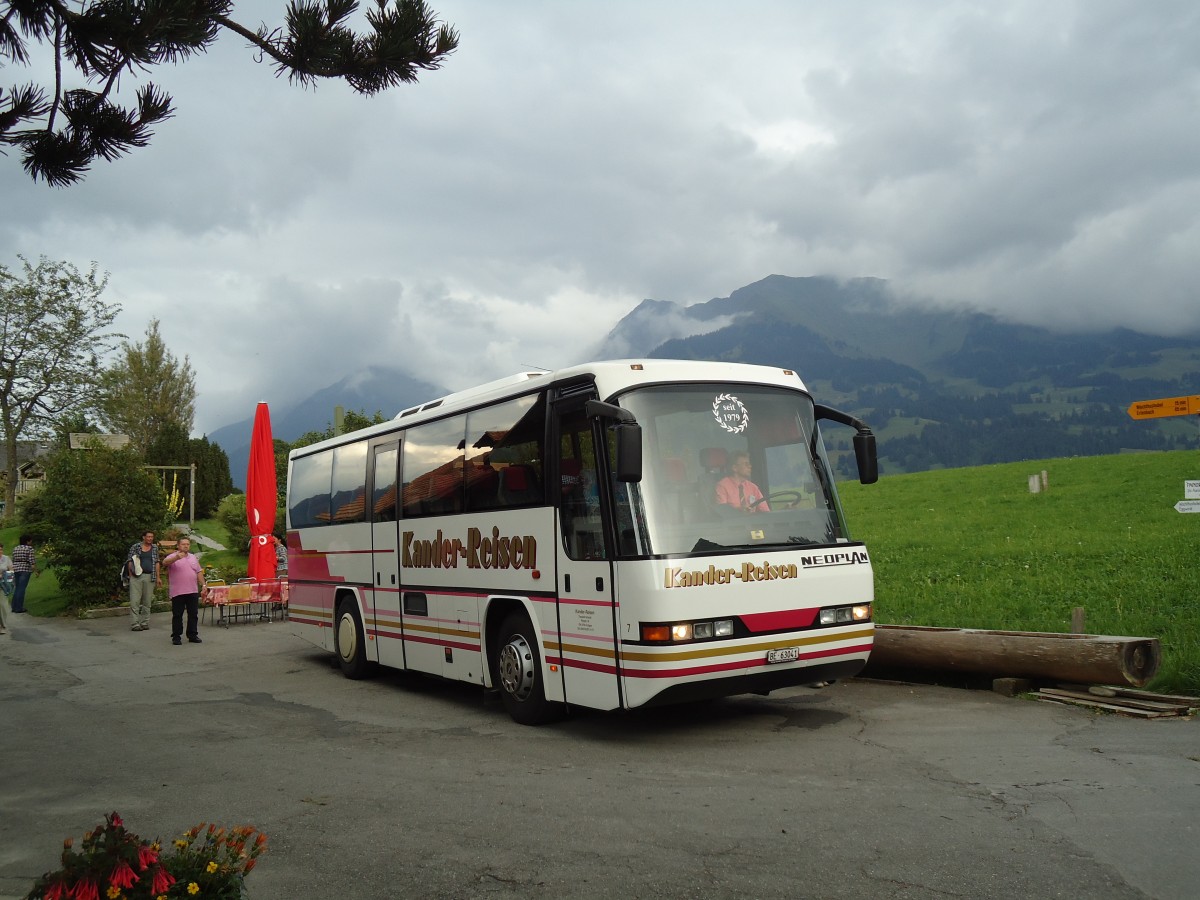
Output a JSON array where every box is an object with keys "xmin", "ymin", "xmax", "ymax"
[{"xmin": 611, "ymin": 384, "xmax": 847, "ymax": 556}]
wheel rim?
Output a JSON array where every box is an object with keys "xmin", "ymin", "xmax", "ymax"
[
  {"xmin": 498, "ymin": 633, "xmax": 535, "ymax": 701},
  {"xmin": 337, "ymin": 612, "xmax": 358, "ymax": 664}
]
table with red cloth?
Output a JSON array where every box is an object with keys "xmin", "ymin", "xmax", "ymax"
[{"xmin": 204, "ymin": 578, "xmax": 288, "ymax": 626}]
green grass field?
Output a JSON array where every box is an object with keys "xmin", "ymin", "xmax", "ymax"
[{"xmin": 839, "ymin": 450, "xmax": 1199, "ymax": 694}]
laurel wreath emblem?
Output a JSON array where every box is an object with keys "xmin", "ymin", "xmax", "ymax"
[{"xmin": 712, "ymin": 393, "xmax": 749, "ymax": 433}]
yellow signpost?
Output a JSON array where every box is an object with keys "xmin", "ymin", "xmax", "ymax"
[{"xmin": 1126, "ymin": 395, "xmax": 1200, "ymax": 419}]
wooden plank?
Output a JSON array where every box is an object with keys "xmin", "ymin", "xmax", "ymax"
[
  {"xmin": 1036, "ymin": 694, "xmax": 1180, "ymax": 718},
  {"xmin": 1039, "ymin": 688, "xmax": 1189, "ymax": 713},
  {"xmin": 1108, "ymin": 687, "xmax": 1200, "ymax": 706},
  {"xmin": 1057, "ymin": 684, "xmax": 1200, "ymax": 706}
]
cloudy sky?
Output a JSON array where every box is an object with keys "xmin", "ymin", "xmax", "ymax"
[{"xmin": 3, "ymin": 1, "xmax": 1198, "ymax": 435}]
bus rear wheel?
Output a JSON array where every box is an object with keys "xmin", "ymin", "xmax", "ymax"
[
  {"xmin": 496, "ymin": 612, "xmax": 562, "ymax": 725},
  {"xmin": 335, "ymin": 600, "xmax": 371, "ymax": 680}
]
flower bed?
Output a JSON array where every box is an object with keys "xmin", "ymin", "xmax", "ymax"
[{"xmin": 26, "ymin": 812, "xmax": 267, "ymax": 899}]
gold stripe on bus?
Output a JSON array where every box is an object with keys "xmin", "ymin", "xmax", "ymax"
[
  {"xmin": 291, "ymin": 607, "xmax": 332, "ymax": 621},
  {"xmin": 552, "ymin": 641, "xmax": 617, "ymax": 661},
  {"xmin": 620, "ymin": 628, "xmax": 874, "ymax": 663},
  {"xmin": 394, "ymin": 620, "xmax": 479, "ymax": 640}
]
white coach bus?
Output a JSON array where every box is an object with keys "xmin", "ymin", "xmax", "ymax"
[{"xmin": 286, "ymin": 359, "xmax": 878, "ymax": 724}]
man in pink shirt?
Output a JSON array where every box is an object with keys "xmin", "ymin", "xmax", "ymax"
[
  {"xmin": 714, "ymin": 452, "xmax": 769, "ymax": 512},
  {"xmin": 163, "ymin": 538, "xmax": 207, "ymax": 645}
]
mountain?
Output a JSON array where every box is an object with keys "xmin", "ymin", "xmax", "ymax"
[
  {"xmin": 208, "ymin": 276, "xmax": 1200, "ymax": 485},
  {"xmin": 596, "ymin": 275, "xmax": 1200, "ymax": 475},
  {"xmin": 210, "ymin": 366, "xmax": 444, "ymax": 489}
]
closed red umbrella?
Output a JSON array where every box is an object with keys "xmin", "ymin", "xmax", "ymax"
[{"xmin": 246, "ymin": 401, "xmax": 278, "ymax": 581}]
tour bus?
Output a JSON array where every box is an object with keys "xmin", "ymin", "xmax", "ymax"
[{"xmin": 286, "ymin": 359, "xmax": 878, "ymax": 724}]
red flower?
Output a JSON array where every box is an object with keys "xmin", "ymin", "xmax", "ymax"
[
  {"xmin": 150, "ymin": 866, "xmax": 176, "ymax": 895},
  {"xmin": 109, "ymin": 860, "xmax": 138, "ymax": 890},
  {"xmin": 136, "ymin": 844, "xmax": 159, "ymax": 871},
  {"xmin": 70, "ymin": 878, "xmax": 99, "ymax": 900},
  {"xmin": 44, "ymin": 881, "xmax": 68, "ymax": 900},
  {"xmin": 109, "ymin": 813, "xmax": 123, "ymax": 829}
]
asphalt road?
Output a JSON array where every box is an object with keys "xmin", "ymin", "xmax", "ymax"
[{"xmin": 0, "ymin": 612, "xmax": 1196, "ymax": 899}]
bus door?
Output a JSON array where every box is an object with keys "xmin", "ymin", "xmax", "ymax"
[
  {"xmin": 553, "ymin": 398, "xmax": 623, "ymax": 712},
  {"xmin": 370, "ymin": 440, "xmax": 406, "ymax": 670}
]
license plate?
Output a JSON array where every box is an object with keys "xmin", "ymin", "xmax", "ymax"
[{"xmin": 766, "ymin": 647, "xmax": 800, "ymax": 664}]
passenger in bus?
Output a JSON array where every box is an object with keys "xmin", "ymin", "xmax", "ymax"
[{"xmin": 714, "ymin": 452, "xmax": 769, "ymax": 512}]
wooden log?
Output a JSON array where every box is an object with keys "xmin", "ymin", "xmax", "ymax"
[{"xmin": 867, "ymin": 625, "xmax": 1160, "ymax": 687}]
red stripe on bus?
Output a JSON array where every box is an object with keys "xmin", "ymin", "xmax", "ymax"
[
  {"xmin": 546, "ymin": 655, "xmax": 619, "ymax": 676},
  {"xmin": 290, "ymin": 615, "xmax": 328, "ymax": 628},
  {"xmin": 739, "ymin": 609, "xmax": 819, "ymax": 632}
]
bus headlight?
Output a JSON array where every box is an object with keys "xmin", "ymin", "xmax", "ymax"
[
  {"xmin": 641, "ymin": 618, "xmax": 736, "ymax": 643},
  {"xmin": 819, "ymin": 604, "xmax": 872, "ymax": 625}
]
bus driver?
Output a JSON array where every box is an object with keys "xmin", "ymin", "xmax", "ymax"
[{"xmin": 715, "ymin": 452, "xmax": 769, "ymax": 512}]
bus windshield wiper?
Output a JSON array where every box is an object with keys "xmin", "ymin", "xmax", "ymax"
[{"xmin": 787, "ymin": 535, "xmax": 821, "ymax": 545}]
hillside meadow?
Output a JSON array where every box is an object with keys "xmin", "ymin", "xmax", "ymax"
[{"xmin": 838, "ymin": 449, "xmax": 1199, "ymax": 694}]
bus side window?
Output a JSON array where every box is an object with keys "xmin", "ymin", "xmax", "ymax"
[
  {"xmin": 331, "ymin": 442, "xmax": 368, "ymax": 523},
  {"xmin": 466, "ymin": 392, "xmax": 546, "ymax": 512},
  {"xmin": 559, "ymin": 412, "xmax": 605, "ymax": 559},
  {"xmin": 402, "ymin": 415, "xmax": 467, "ymax": 518},
  {"xmin": 289, "ymin": 449, "xmax": 333, "ymax": 527},
  {"xmin": 372, "ymin": 446, "xmax": 399, "ymax": 522}
]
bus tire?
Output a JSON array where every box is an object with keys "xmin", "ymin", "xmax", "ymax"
[
  {"xmin": 495, "ymin": 611, "xmax": 562, "ymax": 726},
  {"xmin": 335, "ymin": 600, "xmax": 371, "ymax": 680}
]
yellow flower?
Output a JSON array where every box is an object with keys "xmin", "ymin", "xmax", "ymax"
[
  {"xmin": 106, "ymin": 888, "xmax": 121, "ymax": 900},
  {"xmin": 174, "ymin": 839, "xmax": 188, "ymax": 849},
  {"xmin": 206, "ymin": 861, "xmax": 218, "ymax": 874},
  {"xmin": 188, "ymin": 882, "xmax": 200, "ymax": 895}
]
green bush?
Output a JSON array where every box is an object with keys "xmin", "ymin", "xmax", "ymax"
[
  {"xmin": 36, "ymin": 447, "xmax": 171, "ymax": 609},
  {"xmin": 215, "ymin": 493, "xmax": 249, "ymax": 553},
  {"xmin": 214, "ymin": 494, "xmax": 284, "ymax": 555},
  {"xmin": 14, "ymin": 489, "xmax": 53, "ymax": 544}
]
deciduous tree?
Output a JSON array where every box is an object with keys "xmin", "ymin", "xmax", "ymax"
[
  {"xmin": 98, "ymin": 318, "xmax": 196, "ymax": 456},
  {"xmin": 0, "ymin": 255, "xmax": 120, "ymax": 518},
  {"xmin": 1, "ymin": 0, "xmax": 460, "ymax": 185}
]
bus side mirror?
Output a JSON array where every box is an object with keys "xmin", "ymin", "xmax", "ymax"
[
  {"xmin": 585, "ymin": 399, "xmax": 643, "ymax": 483},
  {"xmin": 816, "ymin": 403, "xmax": 878, "ymax": 486},
  {"xmin": 615, "ymin": 422, "xmax": 642, "ymax": 483},
  {"xmin": 854, "ymin": 432, "xmax": 878, "ymax": 485}
]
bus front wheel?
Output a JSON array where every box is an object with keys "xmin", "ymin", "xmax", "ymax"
[
  {"xmin": 335, "ymin": 601, "xmax": 370, "ymax": 680},
  {"xmin": 496, "ymin": 612, "xmax": 562, "ymax": 725}
]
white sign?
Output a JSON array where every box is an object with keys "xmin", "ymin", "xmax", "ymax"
[
  {"xmin": 1175, "ymin": 500, "xmax": 1200, "ymax": 514},
  {"xmin": 1186, "ymin": 480, "xmax": 1200, "ymax": 500},
  {"xmin": 69, "ymin": 433, "xmax": 130, "ymax": 450}
]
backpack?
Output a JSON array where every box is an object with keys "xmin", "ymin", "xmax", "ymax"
[{"xmin": 120, "ymin": 560, "xmax": 130, "ymax": 589}]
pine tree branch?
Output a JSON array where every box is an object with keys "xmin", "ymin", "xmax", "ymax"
[{"xmin": 2, "ymin": 0, "xmax": 458, "ymax": 185}]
